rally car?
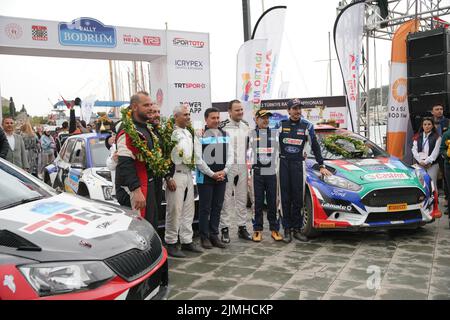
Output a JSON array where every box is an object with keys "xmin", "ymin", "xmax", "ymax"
[
  {"xmin": 301, "ymin": 125, "xmax": 441, "ymax": 237},
  {"xmin": 43, "ymin": 133, "xmax": 114, "ymax": 202},
  {"xmin": 0, "ymin": 158, "xmax": 168, "ymax": 300}
]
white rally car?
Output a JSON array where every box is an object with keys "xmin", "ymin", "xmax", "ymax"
[{"xmin": 43, "ymin": 133, "xmax": 115, "ymax": 203}]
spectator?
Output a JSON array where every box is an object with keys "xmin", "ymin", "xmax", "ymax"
[
  {"xmin": 2, "ymin": 117, "xmax": 29, "ymax": 170},
  {"xmin": 412, "ymin": 117, "xmax": 441, "ymax": 191},
  {"xmin": 105, "ymin": 133, "xmax": 117, "ymax": 196},
  {"xmin": 56, "ymin": 121, "xmax": 70, "ymax": 153},
  {"xmin": 40, "ymin": 128, "xmax": 56, "ymax": 168},
  {"xmin": 21, "ymin": 121, "xmax": 40, "ymax": 177},
  {"xmin": 0, "ymin": 125, "xmax": 9, "ymax": 159}
]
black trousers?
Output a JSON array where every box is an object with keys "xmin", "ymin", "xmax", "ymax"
[
  {"xmin": 279, "ymin": 158, "xmax": 303, "ymax": 230},
  {"xmin": 198, "ymin": 182, "xmax": 226, "ymax": 239},
  {"xmin": 252, "ymin": 170, "xmax": 279, "ymax": 231},
  {"xmin": 439, "ymin": 157, "xmax": 448, "ymax": 199},
  {"xmin": 444, "ymin": 162, "xmax": 450, "ymax": 216},
  {"xmin": 154, "ymin": 177, "xmax": 164, "ymax": 223}
]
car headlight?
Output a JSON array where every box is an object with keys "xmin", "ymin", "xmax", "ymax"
[
  {"xmin": 102, "ymin": 186, "xmax": 113, "ymax": 200},
  {"xmin": 414, "ymin": 168, "xmax": 426, "ymax": 187},
  {"xmin": 323, "ymin": 175, "xmax": 362, "ymax": 192},
  {"xmin": 20, "ymin": 261, "xmax": 115, "ymax": 297},
  {"xmin": 96, "ymin": 170, "xmax": 112, "ymax": 182}
]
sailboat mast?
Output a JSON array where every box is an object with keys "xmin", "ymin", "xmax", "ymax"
[{"xmin": 109, "ymin": 60, "xmax": 116, "ymax": 101}]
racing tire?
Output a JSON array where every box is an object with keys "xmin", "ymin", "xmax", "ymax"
[
  {"xmin": 301, "ymin": 188, "xmax": 319, "ymax": 238},
  {"xmin": 77, "ymin": 183, "xmax": 90, "ymax": 199}
]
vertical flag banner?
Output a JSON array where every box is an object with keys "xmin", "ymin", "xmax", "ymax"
[
  {"xmin": 81, "ymin": 95, "xmax": 96, "ymax": 124},
  {"xmin": 386, "ymin": 20, "xmax": 419, "ymax": 160},
  {"xmin": 236, "ymin": 39, "xmax": 268, "ymax": 124},
  {"xmin": 334, "ymin": 1, "xmax": 365, "ymax": 132},
  {"xmin": 251, "ymin": 6, "xmax": 287, "ymax": 100}
]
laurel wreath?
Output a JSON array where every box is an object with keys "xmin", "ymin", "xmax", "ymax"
[
  {"xmin": 160, "ymin": 116, "xmax": 196, "ymax": 171},
  {"xmin": 120, "ymin": 108, "xmax": 172, "ymax": 177},
  {"xmin": 323, "ymin": 134, "xmax": 368, "ymax": 158}
]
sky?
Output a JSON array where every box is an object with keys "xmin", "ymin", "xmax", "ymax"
[{"xmin": 0, "ymin": 0, "xmax": 395, "ymax": 116}]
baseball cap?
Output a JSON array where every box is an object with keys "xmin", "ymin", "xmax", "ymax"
[
  {"xmin": 287, "ymin": 98, "xmax": 302, "ymax": 109},
  {"xmin": 255, "ymin": 109, "xmax": 273, "ymax": 118}
]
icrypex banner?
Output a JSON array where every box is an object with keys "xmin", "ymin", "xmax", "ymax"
[
  {"xmin": 386, "ymin": 20, "xmax": 419, "ymax": 160},
  {"xmin": 251, "ymin": 6, "xmax": 287, "ymax": 100},
  {"xmin": 236, "ymin": 39, "xmax": 268, "ymax": 124},
  {"xmin": 334, "ymin": 1, "xmax": 365, "ymax": 132}
]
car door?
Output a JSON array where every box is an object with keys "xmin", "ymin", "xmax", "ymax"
[
  {"xmin": 64, "ymin": 139, "xmax": 86, "ymax": 194},
  {"xmin": 54, "ymin": 138, "xmax": 76, "ymax": 191}
]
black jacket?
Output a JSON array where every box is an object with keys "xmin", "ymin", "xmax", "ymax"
[{"xmin": 0, "ymin": 126, "xmax": 9, "ymax": 159}]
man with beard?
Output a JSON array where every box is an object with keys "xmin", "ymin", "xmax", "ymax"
[{"xmin": 116, "ymin": 91, "xmax": 159, "ymax": 229}]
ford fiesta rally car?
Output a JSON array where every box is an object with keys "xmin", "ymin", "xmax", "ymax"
[
  {"xmin": 300, "ymin": 125, "xmax": 441, "ymax": 237},
  {"xmin": 0, "ymin": 158, "xmax": 168, "ymax": 300}
]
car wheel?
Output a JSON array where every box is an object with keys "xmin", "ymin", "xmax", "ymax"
[
  {"xmin": 301, "ymin": 188, "xmax": 319, "ymax": 238},
  {"xmin": 77, "ymin": 183, "xmax": 90, "ymax": 199}
]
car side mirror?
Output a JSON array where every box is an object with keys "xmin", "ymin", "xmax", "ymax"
[{"xmin": 75, "ymin": 149, "xmax": 81, "ymax": 157}]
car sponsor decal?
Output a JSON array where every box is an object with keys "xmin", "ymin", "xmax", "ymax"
[
  {"xmin": 285, "ymin": 146, "xmax": 300, "ymax": 154},
  {"xmin": 1, "ymin": 195, "xmax": 132, "ymax": 239},
  {"xmin": 31, "ymin": 201, "xmax": 71, "ymax": 215},
  {"xmin": 282, "ymin": 138, "xmax": 302, "ymax": 145},
  {"xmin": 321, "ymin": 202, "xmax": 353, "ymax": 212},
  {"xmin": 363, "ymin": 172, "xmax": 410, "ymax": 181},
  {"xmin": 330, "ymin": 189, "xmax": 347, "ymax": 197}
]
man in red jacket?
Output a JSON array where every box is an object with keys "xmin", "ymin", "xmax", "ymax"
[{"xmin": 116, "ymin": 91, "xmax": 159, "ymax": 229}]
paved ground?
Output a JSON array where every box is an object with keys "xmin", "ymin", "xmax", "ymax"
[{"xmin": 166, "ymin": 200, "xmax": 450, "ymax": 300}]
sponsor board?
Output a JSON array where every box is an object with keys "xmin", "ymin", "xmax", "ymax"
[
  {"xmin": 32, "ymin": 25, "xmax": 48, "ymax": 41},
  {"xmin": 59, "ymin": 18, "xmax": 117, "ymax": 48},
  {"xmin": 180, "ymin": 101, "xmax": 202, "ymax": 114},
  {"xmin": 174, "ymin": 59, "xmax": 204, "ymax": 70},
  {"xmin": 5, "ymin": 23, "xmax": 22, "ymax": 40},
  {"xmin": 123, "ymin": 34, "xmax": 160, "ymax": 46},
  {"xmin": 172, "ymin": 37, "xmax": 205, "ymax": 48},
  {"xmin": 174, "ymin": 82, "xmax": 206, "ymax": 89},
  {"xmin": 364, "ymin": 172, "xmax": 410, "ymax": 181}
]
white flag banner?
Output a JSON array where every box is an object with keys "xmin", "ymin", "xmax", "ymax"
[
  {"xmin": 252, "ymin": 6, "xmax": 287, "ymax": 100},
  {"xmin": 277, "ymin": 81, "xmax": 289, "ymax": 99},
  {"xmin": 81, "ymin": 95, "xmax": 96, "ymax": 124},
  {"xmin": 334, "ymin": 1, "xmax": 365, "ymax": 132},
  {"xmin": 236, "ymin": 39, "xmax": 268, "ymax": 124}
]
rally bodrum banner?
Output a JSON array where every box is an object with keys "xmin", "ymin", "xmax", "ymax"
[
  {"xmin": 236, "ymin": 38, "xmax": 268, "ymax": 125},
  {"xmin": 334, "ymin": 0, "xmax": 365, "ymax": 132},
  {"xmin": 251, "ymin": 6, "xmax": 287, "ymax": 100},
  {"xmin": 386, "ymin": 20, "xmax": 419, "ymax": 160}
]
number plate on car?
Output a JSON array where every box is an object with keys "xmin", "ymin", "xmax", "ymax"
[{"xmin": 387, "ymin": 203, "xmax": 407, "ymax": 212}]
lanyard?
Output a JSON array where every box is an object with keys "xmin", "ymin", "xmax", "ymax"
[{"xmin": 422, "ymin": 134, "xmax": 430, "ymax": 150}]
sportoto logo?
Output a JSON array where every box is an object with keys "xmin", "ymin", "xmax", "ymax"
[
  {"xmin": 172, "ymin": 37, "xmax": 205, "ymax": 48},
  {"xmin": 392, "ymin": 78, "xmax": 407, "ymax": 103},
  {"xmin": 175, "ymin": 60, "xmax": 203, "ymax": 70},
  {"xmin": 174, "ymin": 83, "xmax": 206, "ymax": 89},
  {"xmin": 59, "ymin": 17, "xmax": 117, "ymax": 48},
  {"xmin": 364, "ymin": 172, "xmax": 410, "ymax": 181},
  {"xmin": 5, "ymin": 23, "xmax": 23, "ymax": 40}
]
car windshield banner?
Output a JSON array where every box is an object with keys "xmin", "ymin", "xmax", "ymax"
[{"xmin": 334, "ymin": 1, "xmax": 365, "ymax": 132}]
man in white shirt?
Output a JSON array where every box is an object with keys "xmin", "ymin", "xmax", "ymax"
[
  {"xmin": 219, "ymin": 99, "xmax": 252, "ymax": 242},
  {"xmin": 165, "ymin": 104, "xmax": 203, "ymax": 257}
]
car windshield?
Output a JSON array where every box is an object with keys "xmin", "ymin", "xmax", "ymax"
[
  {"xmin": 0, "ymin": 161, "xmax": 55, "ymax": 210},
  {"xmin": 89, "ymin": 138, "xmax": 110, "ymax": 167},
  {"xmin": 308, "ymin": 130, "xmax": 389, "ymax": 160}
]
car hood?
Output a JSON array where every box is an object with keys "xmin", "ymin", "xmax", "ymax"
[
  {"xmin": 324, "ymin": 157, "xmax": 420, "ymax": 186},
  {"xmin": 0, "ymin": 193, "xmax": 157, "ymax": 262}
]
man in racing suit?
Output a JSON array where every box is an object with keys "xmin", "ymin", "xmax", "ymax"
[
  {"xmin": 219, "ymin": 99, "xmax": 252, "ymax": 243},
  {"xmin": 279, "ymin": 98, "xmax": 332, "ymax": 243},
  {"xmin": 116, "ymin": 91, "xmax": 159, "ymax": 229}
]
